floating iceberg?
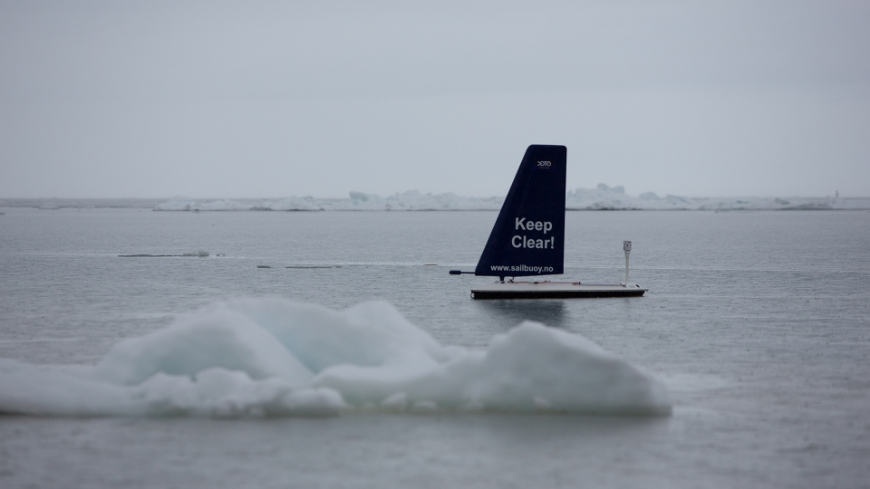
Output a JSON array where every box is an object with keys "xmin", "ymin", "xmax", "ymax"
[
  {"xmin": 0, "ymin": 299, "xmax": 670, "ymax": 417},
  {"xmin": 152, "ymin": 187, "xmax": 870, "ymax": 212}
]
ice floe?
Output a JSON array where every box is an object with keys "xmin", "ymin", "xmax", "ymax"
[{"xmin": 0, "ymin": 299, "xmax": 671, "ymax": 417}]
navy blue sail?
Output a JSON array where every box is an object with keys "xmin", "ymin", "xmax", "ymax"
[{"xmin": 475, "ymin": 145, "xmax": 566, "ymax": 278}]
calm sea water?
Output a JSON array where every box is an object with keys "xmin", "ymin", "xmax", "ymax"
[{"xmin": 1, "ymin": 207, "xmax": 868, "ymax": 488}]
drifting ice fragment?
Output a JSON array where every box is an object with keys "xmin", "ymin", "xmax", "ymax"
[{"xmin": 0, "ymin": 299, "xmax": 671, "ymax": 417}]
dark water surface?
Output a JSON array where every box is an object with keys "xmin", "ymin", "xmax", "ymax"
[{"xmin": 1, "ymin": 208, "xmax": 868, "ymax": 488}]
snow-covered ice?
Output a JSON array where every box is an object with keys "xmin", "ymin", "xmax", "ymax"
[
  {"xmin": 151, "ymin": 186, "xmax": 869, "ymax": 212},
  {"xmin": 153, "ymin": 191, "xmax": 504, "ymax": 212},
  {"xmin": 0, "ymin": 299, "xmax": 670, "ymax": 417}
]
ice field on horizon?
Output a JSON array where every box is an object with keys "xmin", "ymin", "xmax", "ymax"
[
  {"xmin": 2, "ymin": 185, "xmax": 866, "ymax": 212},
  {"xmin": 0, "ymin": 298, "xmax": 671, "ymax": 417},
  {"xmin": 152, "ymin": 185, "xmax": 869, "ymax": 211}
]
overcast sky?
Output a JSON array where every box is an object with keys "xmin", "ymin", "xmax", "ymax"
[{"xmin": 1, "ymin": 0, "xmax": 868, "ymax": 199}]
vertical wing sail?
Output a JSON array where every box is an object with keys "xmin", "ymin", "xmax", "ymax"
[{"xmin": 475, "ymin": 145, "xmax": 566, "ymax": 278}]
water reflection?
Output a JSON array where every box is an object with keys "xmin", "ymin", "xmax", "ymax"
[{"xmin": 474, "ymin": 299, "xmax": 568, "ymax": 329}]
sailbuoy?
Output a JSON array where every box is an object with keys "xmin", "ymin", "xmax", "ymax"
[{"xmin": 450, "ymin": 145, "xmax": 647, "ymax": 299}]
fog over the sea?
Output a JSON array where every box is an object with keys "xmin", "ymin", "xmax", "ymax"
[{"xmin": 1, "ymin": 0, "xmax": 868, "ymax": 199}]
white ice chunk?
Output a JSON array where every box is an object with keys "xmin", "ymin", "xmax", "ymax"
[
  {"xmin": 0, "ymin": 299, "xmax": 671, "ymax": 417},
  {"xmin": 91, "ymin": 306, "xmax": 314, "ymax": 386}
]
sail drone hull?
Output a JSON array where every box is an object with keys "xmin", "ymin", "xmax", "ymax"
[
  {"xmin": 470, "ymin": 282, "xmax": 647, "ymax": 300},
  {"xmin": 467, "ymin": 144, "xmax": 647, "ymax": 299}
]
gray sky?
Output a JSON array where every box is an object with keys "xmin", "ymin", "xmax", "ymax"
[{"xmin": 2, "ymin": 0, "xmax": 868, "ymax": 199}]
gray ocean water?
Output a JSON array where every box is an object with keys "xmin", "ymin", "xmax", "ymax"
[{"xmin": 1, "ymin": 207, "xmax": 869, "ymax": 488}]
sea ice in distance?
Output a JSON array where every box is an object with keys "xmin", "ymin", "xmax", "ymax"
[{"xmin": 153, "ymin": 186, "xmax": 866, "ymax": 212}]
